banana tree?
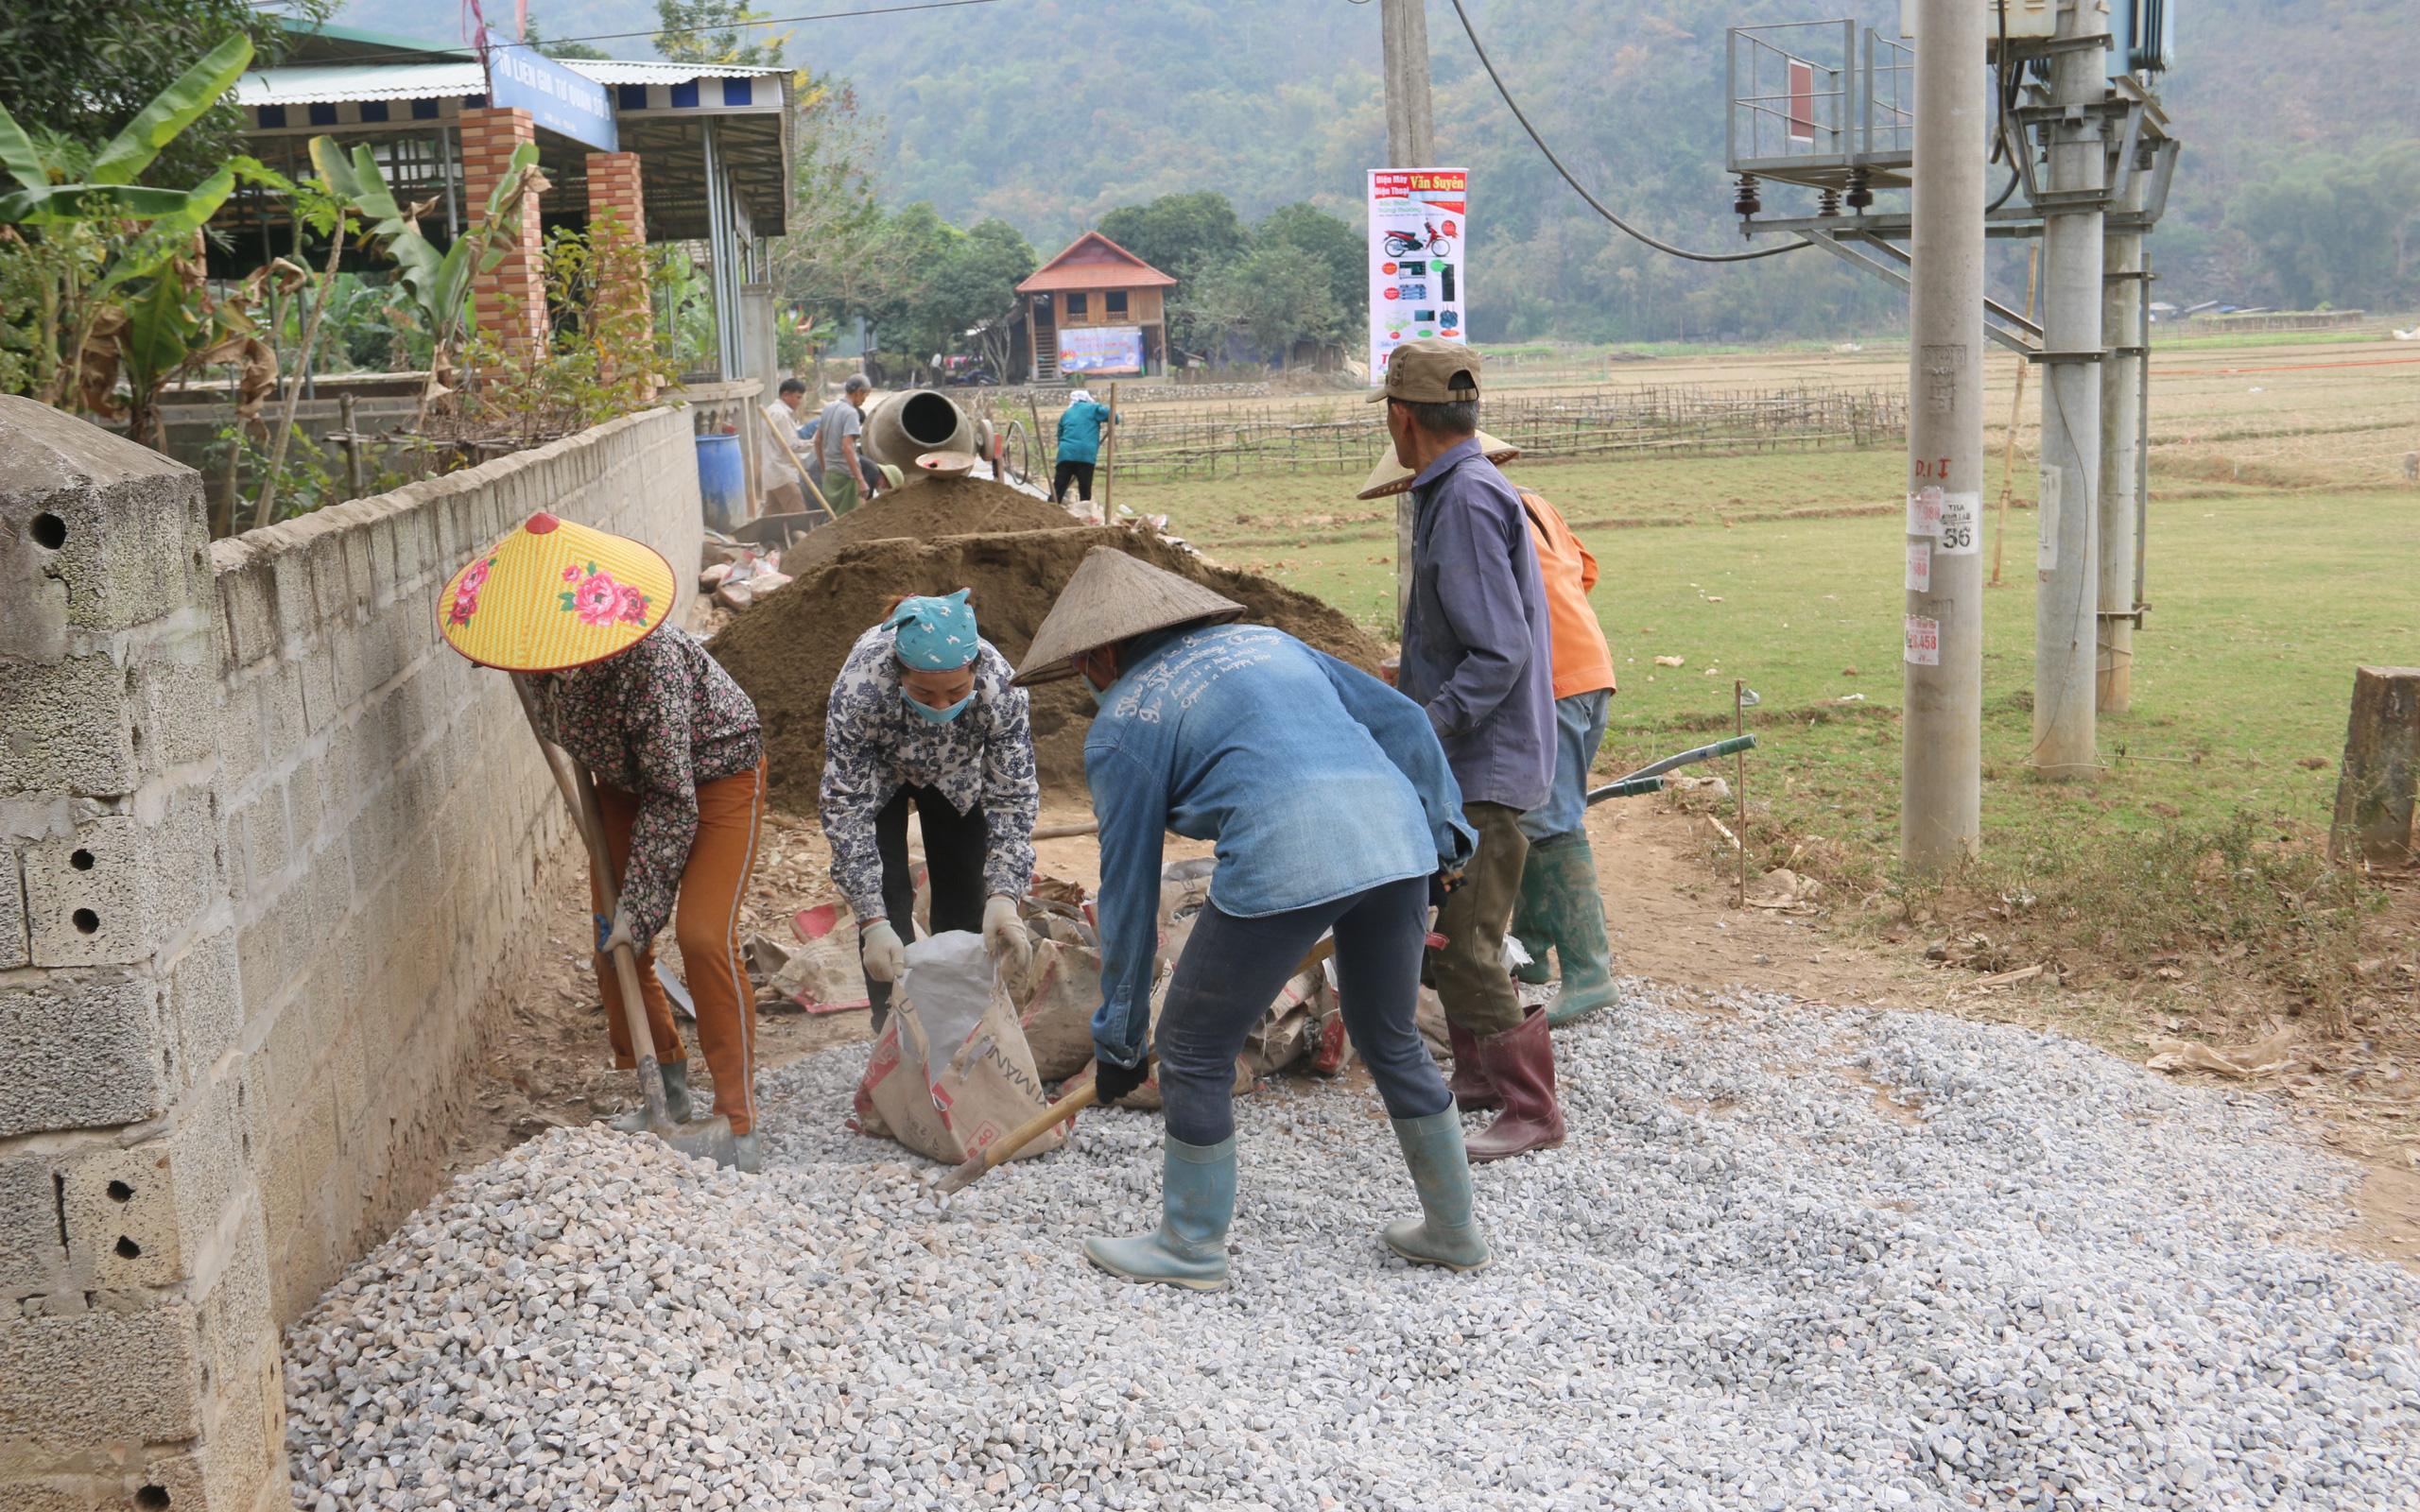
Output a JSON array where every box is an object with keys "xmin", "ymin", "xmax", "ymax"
[
  {"xmin": 309, "ymin": 134, "xmax": 547, "ymax": 423},
  {"xmin": 77, "ymin": 246, "xmax": 280, "ymax": 455},
  {"xmin": 0, "ymin": 33, "xmax": 254, "ymax": 409}
]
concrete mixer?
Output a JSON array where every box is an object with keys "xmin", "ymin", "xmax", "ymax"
[{"xmin": 860, "ymin": 388, "xmax": 993, "ymax": 469}]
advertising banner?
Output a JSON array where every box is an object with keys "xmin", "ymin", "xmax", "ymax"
[
  {"xmin": 1367, "ymin": 167, "xmax": 1468, "ymax": 383},
  {"xmin": 1060, "ymin": 325, "xmax": 1144, "ymax": 376},
  {"xmin": 485, "ymin": 33, "xmax": 618, "ymax": 153}
]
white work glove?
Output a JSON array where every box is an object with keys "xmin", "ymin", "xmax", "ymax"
[
  {"xmin": 859, "ymin": 919, "xmax": 907, "ymax": 983},
  {"xmin": 594, "ymin": 907, "xmax": 637, "ymax": 961},
  {"xmin": 982, "ymin": 894, "xmax": 1031, "ymax": 973}
]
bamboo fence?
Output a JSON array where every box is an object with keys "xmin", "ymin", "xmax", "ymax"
[{"xmin": 1071, "ymin": 382, "xmax": 1909, "ymax": 481}]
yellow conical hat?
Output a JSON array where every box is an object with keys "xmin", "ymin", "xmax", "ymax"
[{"xmin": 437, "ymin": 511, "xmax": 676, "ymax": 672}]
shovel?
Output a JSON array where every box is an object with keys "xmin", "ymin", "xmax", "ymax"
[
  {"xmin": 512, "ymin": 679, "xmax": 740, "ymax": 1168},
  {"xmin": 935, "ymin": 938, "xmax": 1338, "ymax": 1195},
  {"xmin": 1584, "ymin": 733, "xmax": 1758, "ymax": 803}
]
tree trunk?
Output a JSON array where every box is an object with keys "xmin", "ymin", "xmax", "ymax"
[{"xmin": 2329, "ymin": 665, "xmax": 2420, "ymax": 867}]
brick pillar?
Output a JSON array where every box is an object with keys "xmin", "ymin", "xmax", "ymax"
[
  {"xmin": 0, "ymin": 397, "xmax": 286, "ymax": 1512},
  {"xmin": 459, "ymin": 107, "xmax": 546, "ymax": 352},
  {"xmin": 585, "ymin": 150, "xmax": 655, "ymax": 395}
]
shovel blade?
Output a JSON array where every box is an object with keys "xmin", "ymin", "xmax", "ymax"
[{"xmin": 627, "ymin": 1113, "xmax": 739, "ymax": 1169}]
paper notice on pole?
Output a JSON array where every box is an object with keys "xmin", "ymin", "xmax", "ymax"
[
  {"xmin": 2037, "ymin": 467, "xmax": 2061, "ymax": 572},
  {"xmin": 1906, "ymin": 485, "xmax": 1944, "ymax": 539},
  {"xmin": 1904, "ymin": 613, "xmax": 1941, "ymax": 666},
  {"xmin": 1936, "ymin": 490, "xmax": 1980, "ymax": 555},
  {"xmin": 1906, "ymin": 540, "xmax": 1932, "ymax": 593}
]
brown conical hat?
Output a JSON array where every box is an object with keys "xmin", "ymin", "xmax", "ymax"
[
  {"xmin": 1355, "ymin": 429, "xmax": 1519, "ymax": 500},
  {"xmin": 1012, "ymin": 546, "xmax": 1247, "ymax": 686}
]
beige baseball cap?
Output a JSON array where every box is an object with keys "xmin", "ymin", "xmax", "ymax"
[{"xmin": 1367, "ymin": 337, "xmax": 1482, "ymax": 404}]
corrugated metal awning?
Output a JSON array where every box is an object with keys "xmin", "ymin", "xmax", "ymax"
[
  {"xmin": 239, "ymin": 63, "xmax": 482, "ymax": 106},
  {"xmin": 237, "ymin": 58, "xmax": 786, "ymax": 107}
]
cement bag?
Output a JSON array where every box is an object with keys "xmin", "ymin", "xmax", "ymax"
[
  {"xmin": 1414, "ymin": 985, "xmax": 1450, "ymax": 1060},
  {"xmin": 1015, "ymin": 937, "xmax": 1104, "ymax": 1081},
  {"xmin": 764, "ymin": 903, "xmax": 869, "ymax": 1012},
  {"xmin": 1243, "ymin": 955, "xmax": 1327, "ymax": 1076},
  {"xmin": 850, "ymin": 931, "xmax": 1063, "ymax": 1164}
]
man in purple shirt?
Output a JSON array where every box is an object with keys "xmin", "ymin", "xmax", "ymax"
[{"xmin": 1376, "ymin": 339, "xmax": 1566, "ymax": 1161}]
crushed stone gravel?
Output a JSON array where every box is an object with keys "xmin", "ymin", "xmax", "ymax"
[{"xmin": 285, "ymin": 981, "xmax": 2420, "ymax": 1511}]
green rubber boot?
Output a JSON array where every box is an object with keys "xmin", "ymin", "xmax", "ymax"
[
  {"xmin": 1533, "ymin": 832, "xmax": 1621, "ymax": 1027},
  {"xmin": 1509, "ymin": 847, "xmax": 1556, "ymax": 986},
  {"xmin": 610, "ymin": 1058, "xmax": 692, "ymax": 1131},
  {"xmin": 1381, "ymin": 1110, "xmax": 1493, "ymax": 1271},
  {"xmin": 1083, "ymin": 1134, "xmax": 1236, "ymax": 1290}
]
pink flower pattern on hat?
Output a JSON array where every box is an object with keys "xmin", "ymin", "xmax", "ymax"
[
  {"xmin": 557, "ymin": 561, "xmax": 652, "ymax": 629},
  {"xmin": 447, "ymin": 558, "xmax": 494, "ymax": 627}
]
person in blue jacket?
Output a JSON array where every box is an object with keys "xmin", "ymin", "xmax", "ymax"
[
  {"xmin": 1052, "ymin": 387, "xmax": 1117, "ymax": 504},
  {"xmin": 1012, "ymin": 545, "xmax": 1491, "ymax": 1290}
]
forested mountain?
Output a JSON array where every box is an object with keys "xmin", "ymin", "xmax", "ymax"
[{"xmin": 337, "ymin": 0, "xmax": 2419, "ymax": 340}]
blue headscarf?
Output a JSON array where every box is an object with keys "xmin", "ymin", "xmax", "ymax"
[{"xmin": 888, "ymin": 589, "xmax": 979, "ymax": 671}]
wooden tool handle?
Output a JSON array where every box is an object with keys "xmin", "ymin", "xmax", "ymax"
[
  {"xmin": 936, "ymin": 1074, "xmax": 1110, "ymax": 1194},
  {"xmin": 932, "ymin": 940, "xmax": 1332, "ymax": 1194},
  {"xmin": 514, "ymin": 679, "xmax": 669, "ymax": 1125},
  {"xmin": 758, "ymin": 405, "xmax": 838, "ymax": 524}
]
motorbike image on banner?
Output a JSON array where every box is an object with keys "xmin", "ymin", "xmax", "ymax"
[{"xmin": 1366, "ymin": 167, "xmax": 1469, "ymax": 383}]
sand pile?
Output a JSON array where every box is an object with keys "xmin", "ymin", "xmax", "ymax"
[
  {"xmin": 777, "ymin": 473, "xmax": 1075, "ymax": 577},
  {"xmin": 711, "ymin": 525, "xmax": 1387, "ymax": 814}
]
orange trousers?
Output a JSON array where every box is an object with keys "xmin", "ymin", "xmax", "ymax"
[{"xmin": 591, "ymin": 762, "xmax": 767, "ymax": 1136}]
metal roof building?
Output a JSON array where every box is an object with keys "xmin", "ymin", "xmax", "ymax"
[{"xmin": 219, "ymin": 20, "xmax": 794, "ymax": 377}]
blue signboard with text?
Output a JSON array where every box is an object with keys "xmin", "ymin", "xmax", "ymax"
[{"xmin": 484, "ymin": 33, "xmax": 617, "ymax": 152}]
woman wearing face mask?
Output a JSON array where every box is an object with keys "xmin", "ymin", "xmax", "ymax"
[{"xmin": 820, "ymin": 590, "xmax": 1040, "ymax": 1024}]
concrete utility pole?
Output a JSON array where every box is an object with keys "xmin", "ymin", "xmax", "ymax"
[
  {"xmin": 2031, "ymin": 0, "xmax": 2109, "ymax": 777},
  {"xmin": 1382, "ymin": 0, "xmax": 1435, "ymax": 629},
  {"xmin": 1900, "ymin": 0, "xmax": 1989, "ymax": 872},
  {"xmin": 2097, "ymin": 149, "xmax": 2146, "ymax": 713}
]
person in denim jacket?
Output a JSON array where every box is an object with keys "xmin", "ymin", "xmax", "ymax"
[{"xmin": 1012, "ymin": 546, "xmax": 1492, "ymax": 1290}]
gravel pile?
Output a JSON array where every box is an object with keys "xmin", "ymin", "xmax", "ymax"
[{"xmin": 285, "ymin": 984, "xmax": 2420, "ymax": 1511}]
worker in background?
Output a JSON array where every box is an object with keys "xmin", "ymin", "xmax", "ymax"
[
  {"xmin": 761, "ymin": 377, "xmax": 813, "ymax": 513},
  {"xmin": 818, "ymin": 374, "xmax": 880, "ymax": 517},
  {"xmin": 1376, "ymin": 339, "xmax": 1565, "ymax": 1162},
  {"xmin": 1016, "ymin": 547, "xmax": 1490, "ymax": 1290},
  {"xmin": 821, "ymin": 590, "xmax": 1040, "ymax": 1029},
  {"xmin": 1053, "ymin": 387, "xmax": 1116, "ymax": 507},
  {"xmin": 437, "ymin": 512, "xmax": 769, "ymax": 1169},
  {"xmin": 1357, "ymin": 438, "xmax": 1620, "ymax": 1027}
]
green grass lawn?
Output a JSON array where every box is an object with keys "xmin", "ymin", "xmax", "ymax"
[{"xmin": 1127, "ymin": 456, "xmax": 2418, "ymax": 885}]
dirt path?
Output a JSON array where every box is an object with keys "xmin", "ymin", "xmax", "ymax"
[{"xmin": 454, "ymin": 793, "xmax": 2419, "ymax": 1269}]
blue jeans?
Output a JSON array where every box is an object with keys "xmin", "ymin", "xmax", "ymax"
[
  {"xmin": 1154, "ymin": 875, "xmax": 1450, "ymax": 1145},
  {"xmin": 1519, "ymin": 689, "xmax": 1612, "ymax": 842}
]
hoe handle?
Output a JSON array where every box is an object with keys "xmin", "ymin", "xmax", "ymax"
[{"xmin": 514, "ymin": 678, "xmax": 671, "ymax": 1125}]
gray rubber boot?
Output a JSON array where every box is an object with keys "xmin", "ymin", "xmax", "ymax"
[
  {"xmin": 1533, "ymin": 832, "xmax": 1620, "ymax": 1027},
  {"xmin": 1382, "ymin": 1110, "xmax": 1493, "ymax": 1271},
  {"xmin": 1083, "ymin": 1134, "xmax": 1236, "ymax": 1290},
  {"xmin": 611, "ymin": 1059, "xmax": 692, "ymax": 1132}
]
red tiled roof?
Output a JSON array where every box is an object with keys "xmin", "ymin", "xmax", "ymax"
[{"xmin": 1015, "ymin": 230, "xmax": 1178, "ymax": 293}]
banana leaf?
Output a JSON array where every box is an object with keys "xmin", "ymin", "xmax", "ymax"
[{"xmin": 88, "ymin": 35, "xmax": 255, "ymax": 187}]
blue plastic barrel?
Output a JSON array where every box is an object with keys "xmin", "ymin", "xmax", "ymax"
[{"xmin": 694, "ymin": 433, "xmax": 746, "ymax": 531}]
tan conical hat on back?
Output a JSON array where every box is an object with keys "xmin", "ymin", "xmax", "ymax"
[
  {"xmin": 1012, "ymin": 546, "xmax": 1247, "ymax": 686},
  {"xmin": 1355, "ymin": 429, "xmax": 1519, "ymax": 500}
]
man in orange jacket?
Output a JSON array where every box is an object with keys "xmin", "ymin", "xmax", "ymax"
[
  {"xmin": 1361, "ymin": 434, "xmax": 1619, "ymax": 1027},
  {"xmin": 1502, "ymin": 480, "xmax": 1620, "ymax": 1024}
]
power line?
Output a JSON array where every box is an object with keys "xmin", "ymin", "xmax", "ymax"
[{"xmin": 1443, "ymin": 0, "xmax": 1805, "ymax": 265}]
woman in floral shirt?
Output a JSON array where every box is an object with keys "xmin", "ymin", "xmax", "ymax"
[
  {"xmin": 528, "ymin": 622, "xmax": 768, "ymax": 1164},
  {"xmin": 441, "ymin": 511, "xmax": 769, "ymax": 1169},
  {"xmin": 820, "ymin": 590, "xmax": 1040, "ymax": 1026}
]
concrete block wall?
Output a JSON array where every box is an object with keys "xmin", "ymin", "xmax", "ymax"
[{"xmin": 0, "ymin": 399, "xmax": 701, "ymax": 1511}]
